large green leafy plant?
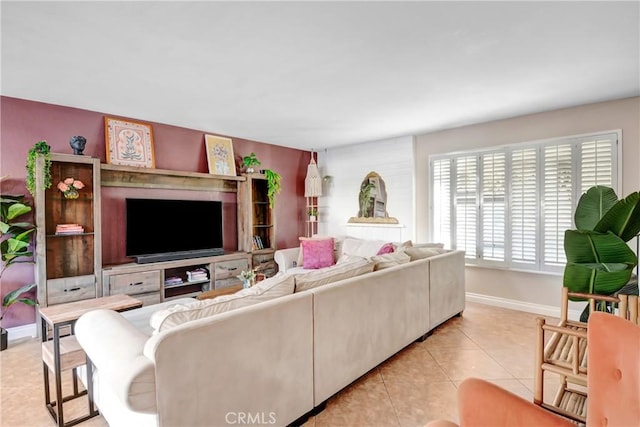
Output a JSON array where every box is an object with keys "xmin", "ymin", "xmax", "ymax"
[
  {"xmin": 563, "ymin": 186, "xmax": 640, "ymax": 309},
  {"xmin": 0, "ymin": 180, "xmax": 37, "ymax": 327}
]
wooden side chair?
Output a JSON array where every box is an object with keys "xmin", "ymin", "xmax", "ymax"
[{"xmin": 534, "ymin": 287, "xmax": 639, "ymax": 423}]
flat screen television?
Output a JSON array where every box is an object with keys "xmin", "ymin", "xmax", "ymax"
[{"xmin": 126, "ymin": 198, "xmax": 224, "ymax": 264}]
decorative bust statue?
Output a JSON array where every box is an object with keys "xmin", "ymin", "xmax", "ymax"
[{"xmin": 69, "ymin": 135, "xmax": 87, "ymax": 155}]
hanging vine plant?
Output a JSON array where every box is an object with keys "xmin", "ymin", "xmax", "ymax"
[
  {"xmin": 26, "ymin": 141, "xmax": 52, "ymax": 196},
  {"xmin": 264, "ymin": 169, "xmax": 281, "ymax": 208}
]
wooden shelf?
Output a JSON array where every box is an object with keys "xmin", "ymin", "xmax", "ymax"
[{"xmin": 100, "ymin": 163, "xmax": 245, "ymax": 192}]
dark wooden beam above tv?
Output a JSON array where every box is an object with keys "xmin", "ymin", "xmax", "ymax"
[{"xmin": 100, "ymin": 164, "xmax": 245, "ymax": 192}]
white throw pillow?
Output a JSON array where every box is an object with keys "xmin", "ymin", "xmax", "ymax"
[
  {"xmin": 150, "ymin": 273, "xmax": 295, "ymax": 333},
  {"xmin": 341, "ymin": 238, "xmax": 389, "ymax": 258}
]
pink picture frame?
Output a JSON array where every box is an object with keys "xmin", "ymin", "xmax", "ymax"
[{"xmin": 104, "ymin": 116, "xmax": 155, "ymax": 168}]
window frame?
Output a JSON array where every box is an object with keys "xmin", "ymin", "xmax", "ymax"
[{"xmin": 429, "ymin": 130, "xmax": 621, "ymax": 273}]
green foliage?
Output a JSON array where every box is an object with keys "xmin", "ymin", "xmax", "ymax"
[
  {"xmin": 264, "ymin": 169, "xmax": 281, "ymax": 208},
  {"xmin": 0, "ymin": 182, "xmax": 37, "ymax": 324},
  {"xmin": 563, "ymin": 186, "xmax": 640, "ymax": 301},
  {"xmin": 1, "ymin": 284, "xmax": 36, "ymax": 322},
  {"xmin": 242, "ymin": 152, "xmax": 261, "ymax": 168},
  {"xmin": 26, "ymin": 141, "xmax": 51, "ymax": 196},
  {"xmin": 359, "ymin": 182, "xmax": 376, "ymax": 217}
]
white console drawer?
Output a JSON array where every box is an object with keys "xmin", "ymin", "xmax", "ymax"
[
  {"xmin": 47, "ymin": 276, "xmax": 96, "ymax": 305},
  {"xmin": 214, "ymin": 277, "xmax": 243, "ymax": 289},
  {"xmin": 136, "ymin": 292, "xmax": 162, "ymax": 306},
  {"xmin": 109, "ymin": 271, "xmax": 161, "ymax": 295},
  {"xmin": 214, "ymin": 259, "xmax": 249, "ymax": 280}
]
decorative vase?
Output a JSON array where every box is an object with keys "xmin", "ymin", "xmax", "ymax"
[
  {"xmin": 242, "ymin": 279, "xmax": 252, "ymax": 289},
  {"xmin": 246, "ymin": 167, "xmax": 255, "ymax": 174},
  {"xmin": 63, "ymin": 188, "xmax": 79, "ymax": 199},
  {"xmin": 309, "ymin": 215, "xmax": 317, "ymax": 222}
]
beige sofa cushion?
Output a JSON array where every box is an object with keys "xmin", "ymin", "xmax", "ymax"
[
  {"xmin": 294, "ymin": 258, "xmax": 375, "ymax": 293},
  {"xmin": 405, "ymin": 247, "xmax": 448, "ymax": 261},
  {"xmin": 370, "ymin": 251, "xmax": 411, "ymax": 270},
  {"xmin": 150, "ymin": 273, "xmax": 295, "ymax": 333}
]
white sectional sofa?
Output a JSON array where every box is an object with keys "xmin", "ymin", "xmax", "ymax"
[{"xmin": 75, "ymin": 239, "xmax": 465, "ymax": 427}]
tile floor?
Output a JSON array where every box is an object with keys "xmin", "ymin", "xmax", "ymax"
[{"xmin": 0, "ymin": 302, "xmax": 562, "ymax": 427}]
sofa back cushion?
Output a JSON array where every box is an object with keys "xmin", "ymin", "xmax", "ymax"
[
  {"xmin": 370, "ymin": 251, "xmax": 411, "ymax": 270},
  {"xmin": 405, "ymin": 247, "xmax": 448, "ymax": 261},
  {"xmin": 150, "ymin": 273, "xmax": 295, "ymax": 333},
  {"xmin": 294, "ymin": 258, "xmax": 375, "ymax": 293}
]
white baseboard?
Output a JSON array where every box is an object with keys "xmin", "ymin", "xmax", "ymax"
[
  {"xmin": 466, "ymin": 292, "xmax": 583, "ymax": 321},
  {"xmin": 6, "ymin": 323, "xmax": 37, "ymax": 343}
]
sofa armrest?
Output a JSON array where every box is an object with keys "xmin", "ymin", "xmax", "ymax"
[
  {"xmin": 274, "ymin": 247, "xmax": 300, "ymax": 272},
  {"xmin": 75, "ymin": 309, "xmax": 157, "ymax": 413}
]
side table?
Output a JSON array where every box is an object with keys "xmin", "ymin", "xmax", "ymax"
[{"xmin": 40, "ymin": 294, "xmax": 142, "ymax": 427}]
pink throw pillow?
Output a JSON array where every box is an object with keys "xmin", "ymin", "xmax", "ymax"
[
  {"xmin": 376, "ymin": 242, "xmax": 395, "ymax": 255},
  {"xmin": 302, "ymin": 238, "xmax": 335, "ymax": 269}
]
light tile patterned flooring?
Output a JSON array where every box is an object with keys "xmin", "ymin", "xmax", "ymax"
[{"xmin": 0, "ymin": 302, "xmax": 561, "ymax": 427}]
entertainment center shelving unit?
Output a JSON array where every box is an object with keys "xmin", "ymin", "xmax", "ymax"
[{"xmin": 34, "ymin": 153, "xmax": 277, "ymax": 309}]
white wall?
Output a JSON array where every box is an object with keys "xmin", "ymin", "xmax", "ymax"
[
  {"xmin": 317, "ymin": 136, "xmax": 415, "ymax": 242},
  {"xmin": 415, "ymin": 96, "xmax": 640, "ymax": 311}
]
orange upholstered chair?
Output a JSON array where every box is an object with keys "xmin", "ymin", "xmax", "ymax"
[{"xmin": 426, "ymin": 312, "xmax": 640, "ymax": 427}]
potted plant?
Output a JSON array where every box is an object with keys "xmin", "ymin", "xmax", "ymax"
[
  {"xmin": 264, "ymin": 169, "xmax": 281, "ymax": 208},
  {"xmin": 0, "ymin": 180, "xmax": 37, "ymax": 350},
  {"xmin": 236, "ymin": 268, "xmax": 257, "ymax": 289},
  {"xmin": 563, "ymin": 185, "xmax": 640, "ymax": 320},
  {"xmin": 308, "ymin": 207, "xmax": 318, "ymax": 222},
  {"xmin": 26, "ymin": 140, "xmax": 51, "ymax": 197},
  {"xmin": 242, "ymin": 152, "xmax": 261, "ymax": 173}
]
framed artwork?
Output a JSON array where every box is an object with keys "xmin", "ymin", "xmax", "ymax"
[
  {"xmin": 104, "ymin": 116, "xmax": 155, "ymax": 168},
  {"xmin": 205, "ymin": 134, "xmax": 236, "ymax": 176}
]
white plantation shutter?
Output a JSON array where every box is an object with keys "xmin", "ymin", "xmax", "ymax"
[
  {"xmin": 543, "ymin": 144, "xmax": 573, "ymax": 265},
  {"xmin": 455, "ymin": 156, "xmax": 477, "ymax": 258},
  {"xmin": 429, "ymin": 131, "xmax": 618, "ymax": 272},
  {"xmin": 432, "ymin": 159, "xmax": 452, "ymax": 248},
  {"xmin": 580, "ymin": 134, "xmax": 615, "ymax": 192},
  {"xmin": 511, "ymin": 148, "xmax": 537, "ymax": 264},
  {"xmin": 481, "ymin": 153, "xmax": 505, "ymax": 261}
]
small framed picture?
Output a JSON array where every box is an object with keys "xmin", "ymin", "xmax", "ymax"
[
  {"xmin": 104, "ymin": 117, "xmax": 155, "ymax": 168},
  {"xmin": 205, "ymin": 134, "xmax": 236, "ymax": 176}
]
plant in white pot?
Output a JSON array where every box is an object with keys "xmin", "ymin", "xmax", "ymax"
[
  {"xmin": 0, "ymin": 179, "xmax": 37, "ymax": 350},
  {"xmin": 307, "ymin": 207, "xmax": 318, "ymax": 222}
]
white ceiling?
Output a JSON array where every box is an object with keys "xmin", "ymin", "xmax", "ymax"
[{"xmin": 2, "ymin": 1, "xmax": 639, "ymax": 151}]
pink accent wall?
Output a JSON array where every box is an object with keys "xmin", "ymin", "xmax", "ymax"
[{"xmin": 1, "ymin": 96, "xmax": 308, "ymax": 327}]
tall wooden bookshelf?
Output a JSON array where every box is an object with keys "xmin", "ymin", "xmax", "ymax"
[
  {"xmin": 35, "ymin": 154, "xmax": 102, "ymax": 307},
  {"xmin": 237, "ymin": 174, "xmax": 277, "ymax": 277}
]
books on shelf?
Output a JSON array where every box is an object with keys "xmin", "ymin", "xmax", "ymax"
[
  {"xmin": 55, "ymin": 223, "xmax": 84, "ymax": 235},
  {"xmin": 164, "ymin": 276, "xmax": 184, "ymax": 287},
  {"xmin": 187, "ymin": 268, "xmax": 209, "ymax": 282},
  {"xmin": 252, "ymin": 235, "xmax": 265, "ymax": 250}
]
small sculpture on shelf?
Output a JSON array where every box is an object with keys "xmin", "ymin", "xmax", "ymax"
[{"xmin": 69, "ymin": 136, "xmax": 87, "ymax": 155}]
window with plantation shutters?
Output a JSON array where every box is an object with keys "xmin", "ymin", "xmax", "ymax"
[
  {"xmin": 430, "ymin": 131, "xmax": 619, "ymax": 272},
  {"xmin": 511, "ymin": 147, "xmax": 537, "ymax": 264},
  {"xmin": 455, "ymin": 156, "xmax": 477, "ymax": 259},
  {"xmin": 481, "ymin": 152, "xmax": 505, "ymax": 261},
  {"xmin": 432, "ymin": 158, "xmax": 452, "ymax": 248}
]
